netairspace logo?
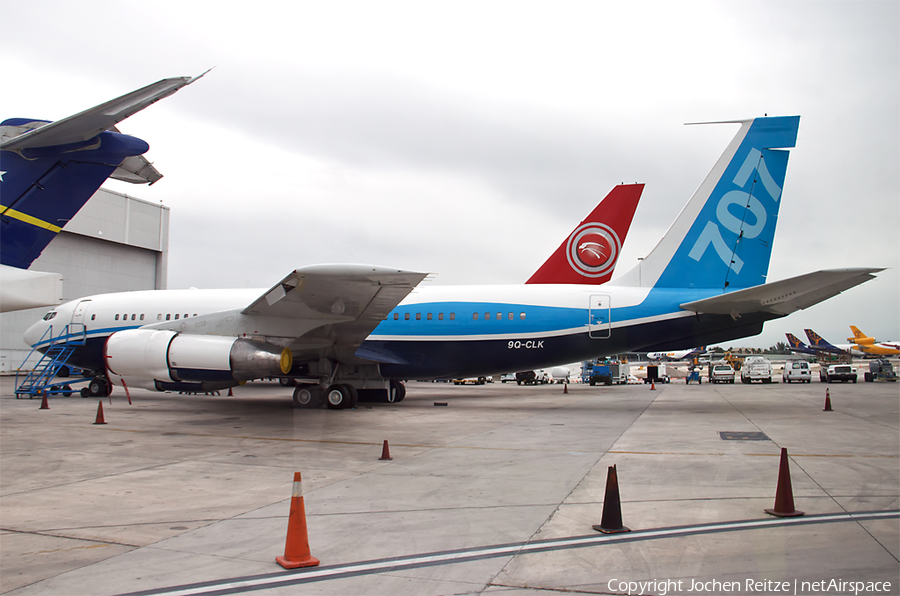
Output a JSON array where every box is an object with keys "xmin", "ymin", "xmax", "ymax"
[{"xmin": 606, "ymin": 578, "xmax": 893, "ymax": 595}]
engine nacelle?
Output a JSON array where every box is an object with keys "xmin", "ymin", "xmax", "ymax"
[{"xmin": 104, "ymin": 329, "xmax": 292, "ymax": 392}]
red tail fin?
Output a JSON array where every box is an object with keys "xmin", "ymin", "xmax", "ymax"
[{"xmin": 526, "ymin": 184, "xmax": 643, "ymax": 285}]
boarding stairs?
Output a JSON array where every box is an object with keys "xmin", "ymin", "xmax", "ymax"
[{"xmin": 15, "ymin": 324, "xmax": 87, "ymax": 398}]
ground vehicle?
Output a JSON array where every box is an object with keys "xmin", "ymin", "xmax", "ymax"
[
  {"xmin": 515, "ymin": 370, "xmax": 548, "ymax": 385},
  {"xmin": 864, "ymin": 359, "xmax": 897, "ymax": 382},
  {"xmin": 782, "ymin": 361, "xmax": 811, "ymax": 383},
  {"xmin": 741, "ymin": 356, "xmax": 773, "ymax": 383},
  {"xmin": 500, "ymin": 373, "xmax": 517, "ymax": 383},
  {"xmin": 452, "ymin": 377, "xmax": 486, "ymax": 385},
  {"xmin": 547, "ymin": 366, "xmax": 571, "ymax": 384},
  {"xmin": 709, "ymin": 362, "xmax": 736, "ymax": 383},
  {"xmin": 586, "ymin": 360, "xmax": 629, "ymax": 385},
  {"xmin": 685, "ymin": 368, "xmax": 702, "ymax": 384},
  {"xmin": 820, "ymin": 364, "xmax": 857, "ymax": 383},
  {"xmin": 644, "ymin": 364, "xmax": 669, "ymax": 384}
]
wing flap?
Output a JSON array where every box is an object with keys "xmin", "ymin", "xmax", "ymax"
[
  {"xmin": 680, "ymin": 268, "xmax": 883, "ymax": 318},
  {"xmin": 242, "ymin": 264, "xmax": 428, "ymax": 348}
]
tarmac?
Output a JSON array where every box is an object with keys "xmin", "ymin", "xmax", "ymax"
[{"xmin": 1, "ymin": 369, "xmax": 898, "ymax": 596}]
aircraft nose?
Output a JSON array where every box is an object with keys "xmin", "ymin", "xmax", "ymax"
[{"xmin": 23, "ymin": 320, "xmax": 46, "ymax": 347}]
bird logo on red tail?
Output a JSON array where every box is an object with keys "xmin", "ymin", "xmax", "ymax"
[{"xmin": 567, "ymin": 224, "xmax": 621, "ymax": 278}]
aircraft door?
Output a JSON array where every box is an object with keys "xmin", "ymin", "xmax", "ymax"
[
  {"xmin": 70, "ymin": 300, "xmax": 91, "ymax": 335},
  {"xmin": 589, "ymin": 294, "xmax": 610, "ymax": 339}
]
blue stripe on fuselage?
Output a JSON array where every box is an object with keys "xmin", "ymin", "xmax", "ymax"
[{"xmin": 373, "ymin": 290, "xmax": 719, "ymax": 339}]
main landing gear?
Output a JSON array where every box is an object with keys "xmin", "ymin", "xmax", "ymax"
[{"xmin": 291, "ymin": 380, "xmax": 406, "ymax": 409}]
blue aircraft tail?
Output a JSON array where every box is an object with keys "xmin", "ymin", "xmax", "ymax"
[
  {"xmin": 804, "ymin": 329, "xmax": 842, "ymax": 352},
  {"xmin": 786, "ymin": 333, "xmax": 811, "ymax": 351},
  {"xmin": 1, "ymin": 73, "xmax": 206, "ymax": 270},
  {"xmin": 1, "ymin": 128, "xmax": 150, "ymax": 269},
  {"xmin": 616, "ymin": 116, "xmax": 800, "ymax": 291}
]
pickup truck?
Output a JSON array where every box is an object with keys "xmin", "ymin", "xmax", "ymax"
[
  {"xmin": 741, "ymin": 356, "xmax": 773, "ymax": 383},
  {"xmin": 820, "ymin": 364, "xmax": 857, "ymax": 383}
]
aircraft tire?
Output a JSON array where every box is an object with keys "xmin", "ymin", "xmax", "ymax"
[
  {"xmin": 89, "ymin": 378, "xmax": 109, "ymax": 398},
  {"xmin": 325, "ymin": 385, "xmax": 351, "ymax": 409},
  {"xmin": 293, "ymin": 386, "xmax": 322, "ymax": 409},
  {"xmin": 389, "ymin": 380, "xmax": 406, "ymax": 403},
  {"xmin": 62, "ymin": 385, "xmax": 73, "ymax": 397},
  {"xmin": 340, "ymin": 384, "xmax": 359, "ymax": 408}
]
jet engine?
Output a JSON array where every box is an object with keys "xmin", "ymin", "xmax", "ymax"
[{"xmin": 104, "ymin": 329, "xmax": 292, "ymax": 392}]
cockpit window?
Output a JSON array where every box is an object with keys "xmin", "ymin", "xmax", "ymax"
[{"xmin": 42, "ymin": 312, "xmax": 57, "ymax": 321}]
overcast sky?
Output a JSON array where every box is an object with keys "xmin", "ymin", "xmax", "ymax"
[{"xmin": 1, "ymin": 0, "xmax": 897, "ymax": 348}]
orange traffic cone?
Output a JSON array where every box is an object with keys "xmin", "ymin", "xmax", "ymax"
[
  {"xmin": 40, "ymin": 393, "xmax": 49, "ymax": 410},
  {"xmin": 276, "ymin": 472, "xmax": 320, "ymax": 569},
  {"xmin": 379, "ymin": 440, "xmax": 393, "ymax": 461},
  {"xmin": 228, "ymin": 387, "xmax": 234, "ymax": 397},
  {"xmin": 93, "ymin": 401, "xmax": 107, "ymax": 425},
  {"xmin": 650, "ymin": 380, "xmax": 656, "ymax": 390},
  {"xmin": 592, "ymin": 464, "xmax": 631, "ymax": 534},
  {"xmin": 765, "ymin": 448, "xmax": 804, "ymax": 517},
  {"xmin": 823, "ymin": 389, "xmax": 832, "ymax": 412}
]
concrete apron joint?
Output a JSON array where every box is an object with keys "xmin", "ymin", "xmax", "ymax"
[{"xmin": 114, "ymin": 510, "xmax": 899, "ymax": 596}]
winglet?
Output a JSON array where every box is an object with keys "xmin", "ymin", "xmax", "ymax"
[{"xmin": 1, "ymin": 70, "xmax": 209, "ymax": 152}]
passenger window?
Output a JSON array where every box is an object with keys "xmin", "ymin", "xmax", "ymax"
[
  {"xmin": 115, "ymin": 314, "xmax": 120, "ymax": 321},
  {"xmin": 140, "ymin": 314, "xmax": 145, "ymax": 321},
  {"xmin": 166, "ymin": 314, "xmax": 171, "ymax": 321},
  {"xmin": 473, "ymin": 313, "xmax": 479, "ymax": 320},
  {"xmin": 393, "ymin": 313, "xmax": 399, "ymax": 320},
  {"xmin": 520, "ymin": 312, "xmax": 526, "ymax": 319},
  {"xmin": 438, "ymin": 313, "xmax": 444, "ymax": 320},
  {"xmin": 508, "ymin": 313, "xmax": 513, "ymax": 320},
  {"xmin": 175, "ymin": 314, "xmax": 180, "ymax": 320},
  {"xmin": 131, "ymin": 314, "xmax": 136, "ymax": 321},
  {"xmin": 91, "ymin": 314, "xmax": 96, "ymax": 321},
  {"xmin": 497, "ymin": 312, "xmax": 502, "ymax": 320},
  {"xmin": 158, "ymin": 314, "xmax": 163, "ymax": 321},
  {"xmin": 416, "ymin": 313, "xmax": 421, "ymax": 320},
  {"xmin": 427, "ymin": 313, "xmax": 433, "ymax": 320},
  {"xmin": 450, "ymin": 313, "xmax": 455, "ymax": 320},
  {"xmin": 404, "ymin": 313, "xmax": 410, "ymax": 320},
  {"xmin": 184, "ymin": 314, "xmax": 188, "ymax": 319}
]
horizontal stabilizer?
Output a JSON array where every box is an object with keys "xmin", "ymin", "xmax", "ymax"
[
  {"xmin": 679, "ymin": 268, "xmax": 883, "ymax": 319},
  {"xmin": 1, "ymin": 71, "xmax": 208, "ymax": 152},
  {"xmin": 111, "ymin": 154, "xmax": 163, "ymax": 185}
]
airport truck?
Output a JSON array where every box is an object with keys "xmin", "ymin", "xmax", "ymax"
[
  {"xmin": 740, "ymin": 356, "xmax": 773, "ymax": 383},
  {"xmin": 584, "ymin": 359, "xmax": 629, "ymax": 385},
  {"xmin": 644, "ymin": 363, "xmax": 669, "ymax": 384},
  {"xmin": 864, "ymin": 359, "xmax": 897, "ymax": 382},
  {"xmin": 820, "ymin": 364, "xmax": 857, "ymax": 383},
  {"xmin": 515, "ymin": 370, "xmax": 548, "ymax": 385}
]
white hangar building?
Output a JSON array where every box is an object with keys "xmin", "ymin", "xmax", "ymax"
[{"xmin": 0, "ymin": 188, "xmax": 169, "ymax": 373}]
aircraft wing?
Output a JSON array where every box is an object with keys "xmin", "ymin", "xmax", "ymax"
[
  {"xmin": 679, "ymin": 268, "xmax": 883, "ymax": 319},
  {"xmin": 0, "ymin": 71, "xmax": 209, "ymax": 152},
  {"xmin": 242, "ymin": 264, "xmax": 428, "ymax": 351}
]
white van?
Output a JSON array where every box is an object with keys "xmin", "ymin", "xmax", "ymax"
[{"xmin": 782, "ymin": 361, "xmax": 811, "ymax": 383}]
